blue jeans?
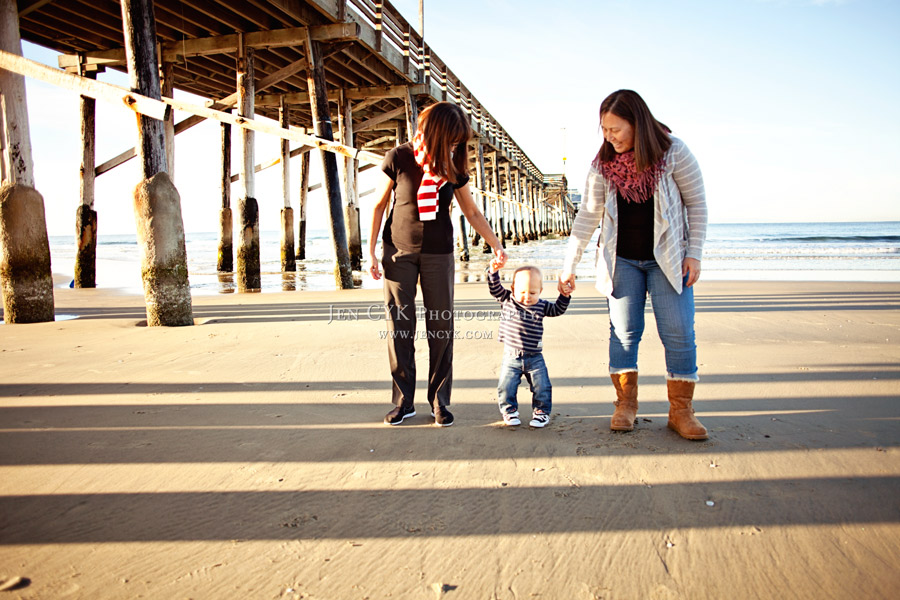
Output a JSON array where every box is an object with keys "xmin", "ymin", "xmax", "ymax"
[
  {"xmin": 607, "ymin": 257, "xmax": 698, "ymax": 381},
  {"xmin": 497, "ymin": 349, "xmax": 552, "ymax": 415}
]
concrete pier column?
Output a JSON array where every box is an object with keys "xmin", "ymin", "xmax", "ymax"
[
  {"xmin": 133, "ymin": 172, "xmax": 192, "ymax": 326},
  {"xmin": 0, "ymin": 184, "xmax": 54, "ymax": 323},
  {"xmin": 122, "ymin": 0, "xmax": 192, "ymax": 325},
  {"xmin": 0, "ymin": 0, "xmax": 54, "ymax": 323}
]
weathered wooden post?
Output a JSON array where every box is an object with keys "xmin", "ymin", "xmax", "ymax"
[
  {"xmin": 75, "ymin": 67, "xmax": 98, "ymax": 288},
  {"xmin": 516, "ymin": 170, "xmax": 528, "ymax": 242},
  {"xmin": 514, "ymin": 169, "xmax": 528, "ymax": 243},
  {"xmin": 504, "ymin": 162, "xmax": 519, "ymax": 244},
  {"xmin": 236, "ymin": 37, "xmax": 261, "ymax": 291},
  {"xmin": 279, "ymin": 96, "xmax": 296, "ymax": 272},
  {"xmin": 295, "ymin": 150, "xmax": 309, "ymax": 261},
  {"xmin": 404, "ymin": 86, "xmax": 419, "ymax": 142},
  {"xmin": 0, "ymin": 0, "xmax": 54, "ymax": 323},
  {"xmin": 490, "ymin": 152, "xmax": 505, "ymax": 246},
  {"xmin": 456, "ymin": 144, "xmax": 469, "ymax": 262},
  {"xmin": 470, "ymin": 139, "xmax": 482, "ymax": 245},
  {"xmin": 338, "ymin": 90, "xmax": 362, "ymax": 270},
  {"xmin": 122, "ymin": 0, "xmax": 192, "ymax": 326},
  {"xmin": 217, "ymin": 121, "xmax": 233, "ymax": 272},
  {"xmin": 305, "ymin": 30, "xmax": 352, "ymax": 288},
  {"xmin": 527, "ymin": 179, "xmax": 538, "ymax": 240},
  {"xmin": 161, "ymin": 61, "xmax": 175, "ymax": 176}
]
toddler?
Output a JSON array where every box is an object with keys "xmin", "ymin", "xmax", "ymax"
[{"xmin": 488, "ymin": 263, "xmax": 570, "ymax": 427}]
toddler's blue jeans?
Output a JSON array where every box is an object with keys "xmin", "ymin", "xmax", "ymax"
[{"xmin": 497, "ymin": 348, "xmax": 552, "ymax": 416}]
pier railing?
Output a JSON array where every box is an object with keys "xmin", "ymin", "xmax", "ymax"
[{"xmin": 339, "ymin": 0, "xmax": 542, "ymax": 181}]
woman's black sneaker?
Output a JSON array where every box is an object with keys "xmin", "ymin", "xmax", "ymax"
[
  {"xmin": 431, "ymin": 407, "xmax": 454, "ymax": 427},
  {"xmin": 384, "ymin": 405, "xmax": 416, "ymax": 425}
]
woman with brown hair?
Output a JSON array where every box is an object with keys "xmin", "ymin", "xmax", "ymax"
[
  {"xmin": 559, "ymin": 89, "xmax": 709, "ymax": 440},
  {"xmin": 369, "ymin": 101, "xmax": 507, "ymax": 427}
]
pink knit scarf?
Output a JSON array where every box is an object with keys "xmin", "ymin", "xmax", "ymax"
[
  {"xmin": 600, "ymin": 150, "xmax": 666, "ymax": 204},
  {"xmin": 412, "ymin": 130, "xmax": 447, "ymax": 221}
]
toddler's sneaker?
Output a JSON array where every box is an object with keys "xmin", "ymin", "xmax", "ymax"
[
  {"xmin": 529, "ymin": 412, "xmax": 550, "ymax": 428},
  {"xmin": 502, "ymin": 411, "xmax": 521, "ymax": 426}
]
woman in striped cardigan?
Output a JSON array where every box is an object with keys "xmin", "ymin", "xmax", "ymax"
[{"xmin": 558, "ymin": 89, "xmax": 709, "ymax": 440}]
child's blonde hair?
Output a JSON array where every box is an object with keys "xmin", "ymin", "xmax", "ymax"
[{"xmin": 511, "ymin": 266, "xmax": 542, "ymax": 290}]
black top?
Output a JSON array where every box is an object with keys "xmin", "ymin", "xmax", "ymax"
[
  {"xmin": 615, "ymin": 190, "xmax": 655, "ymax": 260},
  {"xmin": 381, "ymin": 142, "xmax": 470, "ymax": 254}
]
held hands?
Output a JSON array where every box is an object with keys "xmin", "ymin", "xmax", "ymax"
[
  {"xmin": 683, "ymin": 257, "xmax": 701, "ymax": 288},
  {"xmin": 558, "ymin": 272, "xmax": 575, "ymax": 297},
  {"xmin": 490, "ymin": 246, "xmax": 508, "ymax": 273}
]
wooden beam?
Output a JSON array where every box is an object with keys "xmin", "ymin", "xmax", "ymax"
[
  {"xmin": 355, "ymin": 105, "xmax": 405, "ymax": 132},
  {"xmin": 362, "ymin": 134, "xmax": 395, "ymax": 148},
  {"xmin": 255, "ymin": 83, "xmax": 426, "ymax": 108},
  {"xmin": 95, "ymin": 56, "xmax": 311, "ymax": 176},
  {"xmin": 92, "ymin": 40, "xmax": 355, "ymax": 177},
  {"xmin": 228, "ymin": 144, "xmax": 313, "ymax": 183},
  {"xmin": 18, "ymin": 0, "xmax": 55, "ymax": 18},
  {"xmin": 0, "ymin": 50, "xmax": 384, "ymax": 164},
  {"xmin": 57, "ymin": 23, "xmax": 360, "ymax": 68}
]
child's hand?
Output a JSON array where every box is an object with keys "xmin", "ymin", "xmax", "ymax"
[
  {"xmin": 558, "ymin": 274, "xmax": 575, "ymax": 296},
  {"xmin": 489, "ymin": 247, "xmax": 507, "ymax": 274}
]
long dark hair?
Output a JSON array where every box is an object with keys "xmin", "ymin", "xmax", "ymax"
[
  {"xmin": 417, "ymin": 102, "xmax": 472, "ymax": 183},
  {"xmin": 594, "ymin": 90, "xmax": 671, "ymax": 172}
]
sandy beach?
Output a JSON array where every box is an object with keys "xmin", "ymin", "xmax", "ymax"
[{"xmin": 1, "ymin": 279, "xmax": 899, "ymax": 599}]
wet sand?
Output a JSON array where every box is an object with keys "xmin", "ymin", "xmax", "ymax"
[{"xmin": 1, "ymin": 280, "xmax": 899, "ymax": 599}]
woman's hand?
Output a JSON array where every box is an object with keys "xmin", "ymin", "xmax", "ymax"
[
  {"xmin": 368, "ymin": 172, "xmax": 393, "ymax": 283},
  {"xmin": 491, "ymin": 246, "xmax": 508, "ymax": 271},
  {"xmin": 369, "ymin": 253, "xmax": 382, "ymax": 281},
  {"xmin": 683, "ymin": 257, "xmax": 701, "ymax": 287},
  {"xmin": 558, "ymin": 272, "xmax": 576, "ymax": 295}
]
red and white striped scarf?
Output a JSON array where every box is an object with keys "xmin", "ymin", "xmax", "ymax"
[{"xmin": 412, "ymin": 130, "xmax": 447, "ymax": 221}]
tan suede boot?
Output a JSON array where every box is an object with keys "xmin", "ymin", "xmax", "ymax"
[
  {"xmin": 610, "ymin": 372, "xmax": 639, "ymax": 431},
  {"xmin": 666, "ymin": 379, "xmax": 708, "ymax": 440}
]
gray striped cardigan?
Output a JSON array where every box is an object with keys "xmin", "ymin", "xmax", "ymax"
[{"xmin": 562, "ymin": 137, "xmax": 707, "ymax": 296}]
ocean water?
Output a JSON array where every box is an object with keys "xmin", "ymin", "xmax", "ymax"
[{"xmin": 46, "ymin": 221, "xmax": 900, "ymax": 294}]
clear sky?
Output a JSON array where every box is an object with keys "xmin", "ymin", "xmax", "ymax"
[{"xmin": 18, "ymin": 0, "xmax": 900, "ymax": 236}]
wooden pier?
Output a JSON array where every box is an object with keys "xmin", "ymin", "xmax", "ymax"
[{"xmin": 1, "ymin": 0, "xmax": 574, "ymax": 324}]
